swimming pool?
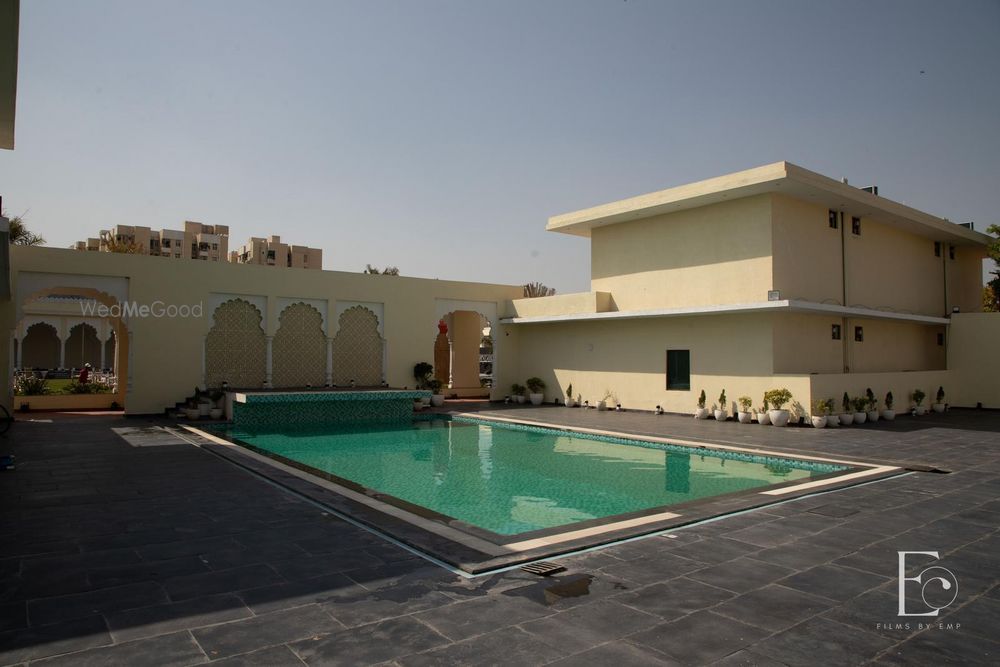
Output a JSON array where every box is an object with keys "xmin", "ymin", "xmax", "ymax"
[
  {"xmin": 214, "ymin": 415, "xmax": 848, "ymax": 535},
  {"xmin": 192, "ymin": 412, "xmax": 901, "ymax": 573}
]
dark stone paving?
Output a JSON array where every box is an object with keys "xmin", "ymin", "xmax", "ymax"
[{"xmin": 0, "ymin": 408, "xmax": 997, "ymax": 665}]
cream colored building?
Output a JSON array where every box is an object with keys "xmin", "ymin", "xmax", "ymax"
[
  {"xmin": 73, "ymin": 222, "xmax": 229, "ymax": 261},
  {"xmin": 2, "ymin": 161, "xmax": 998, "ymax": 416},
  {"xmin": 229, "ymin": 235, "xmax": 322, "ymax": 270},
  {"xmin": 505, "ymin": 161, "xmax": 996, "ymax": 414}
]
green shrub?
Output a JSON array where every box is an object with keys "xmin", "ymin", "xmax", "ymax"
[
  {"xmin": 14, "ymin": 375, "xmax": 49, "ymax": 396},
  {"xmin": 697, "ymin": 390, "xmax": 706, "ymax": 409},
  {"xmin": 526, "ymin": 377, "xmax": 545, "ymax": 393},
  {"xmin": 911, "ymin": 389, "xmax": 926, "ymax": 406},
  {"xmin": 764, "ymin": 388, "xmax": 792, "ymax": 410},
  {"xmin": 718, "ymin": 389, "xmax": 727, "ymax": 408},
  {"xmin": 738, "ymin": 396, "xmax": 752, "ymax": 411},
  {"xmin": 885, "ymin": 391, "xmax": 894, "ymax": 410}
]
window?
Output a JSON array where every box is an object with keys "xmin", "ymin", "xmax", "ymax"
[
  {"xmin": 851, "ymin": 217, "xmax": 861, "ymax": 235},
  {"xmin": 666, "ymin": 350, "xmax": 690, "ymax": 390},
  {"xmin": 831, "ymin": 324, "xmax": 841, "ymax": 340},
  {"xmin": 934, "ymin": 242, "xmax": 941, "ymax": 257},
  {"xmin": 854, "ymin": 326, "xmax": 864, "ymax": 342},
  {"xmin": 949, "ymin": 245, "xmax": 955, "ymax": 260},
  {"xmin": 828, "ymin": 210, "xmax": 839, "ymax": 229}
]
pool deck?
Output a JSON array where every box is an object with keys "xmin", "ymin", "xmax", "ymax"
[{"xmin": 0, "ymin": 407, "xmax": 998, "ymax": 665}]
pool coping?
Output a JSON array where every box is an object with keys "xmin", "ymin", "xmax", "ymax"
[{"xmin": 180, "ymin": 416, "xmax": 902, "ymax": 574}]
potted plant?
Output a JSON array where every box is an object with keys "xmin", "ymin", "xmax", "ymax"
[
  {"xmin": 510, "ymin": 383, "xmax": 526, "ymax": 404},
  {"xmin": 564, "ymin": 384, "xmax": 575, "ymax": 408},
  {"xmin": 823, "ymin": 398, "xmax": 837, "ymax": 427},
  {"xmin": 209, "ymin": 390, "xmax": 225, "ymax": 420},
  {"xmin": 694, "ymin": 390, "xmax": 709, "ymax": 419},
  {"xmin": 598, "ymin": 390, "xmax": 616, "ymax": 411},
  {"xmin": 810, "ymin": 399, "xmax": 828, "ymax": 429},
  {"xmin": 852, "ymin": 396, "xmax": 868, "ymax": 424},
  {"xmin": 428, "ymin": 378, "xmax": 445, "ymax": 407},
  {"xmin": 912, "ymin": 389, "xmax": 927, "ymax": 415},
  {"xmin": 882, "ymin": 391, "xmax": 896, "ymax": 421},
  {"xmin": 755, "ymin": 396, "xmax": 770, "ymax": 425},
  {"xmin": 526, "ymin": 377, "xmax": 546, "ymax": 405},
  {"xmin": 737, "ymin": 396, "xmax": 753, "ymax": 424},
  {"xmin": 839, "ymin": 392, "xmax": 854, "ymax": 425},
  {"xmin": 184, "ymin": 395, "xmax": 200, "ymax": 420},
  {"xmin": 714, "ymin": 389, "xmax": 728, "ymax": 422},
  {"xmin": 413, "ymin": 362, "xmax": 434, "ymax": 407},
  {"xmin": 932, "ymin": 386, "xmax": 946, "ymax": 413},
  {"xmin": 764, "ymin": 388, "xmax": 793, "ymax": 426},
  {"xmin": 865, "ymin": 388, "xmax": 879, "ymax": 423}
]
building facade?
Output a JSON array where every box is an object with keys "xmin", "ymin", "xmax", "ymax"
[
  {"xmin": 73, "ymin": 222, "xmax": 229, "ymax": 261},
  {"xmin": 505, "ymin": 161, "xmax": 993, "ymax": 414},
  {"xmin": 229, "ymin": 235, "xmax": 322, "ymax": 270}
]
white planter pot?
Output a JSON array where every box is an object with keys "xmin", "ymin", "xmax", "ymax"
[
  {"xmin": 430, "ymin": 394, "xmax": 445, "ymax": 407},
  {"xmin": 564, "ymin": 398, "xmax": 575, "ymax": 408},
  {"xmin": 932, "ymin": 403, "xmax": 945, "ymax": 413},
  {"xmin": 713, "ymin": 410, "xmax": 728, "ymax": 422},
  {"xmin": 737, "ymin": 411, "xmax": 753, "ymax": 424},
  {"xmin": 694, "ymin": 407, "xmax": 709, "ymax": 419},
  {"xmin": 839, "ymin": 413, "xmax": 854, "ymax": 425},
  {"xmin": 914, "ymin": 405, "xmax": 927, "ymax": 415},
  {"xmin": 515, "ymin": 395, "xmax": 525, "ymax": 404},
  {"xmin": 768, "ymin": 409, "xmax": 790, "ymax": 427},
  {"xmin": 755, "ymin": 411, "xmax": 771, "ymax": 425},
  {"xmin": 209, "ymin": 408, "xmax": 223, "ymax": 420},
  {"xmin": 853, "ymin": 412, "xmax": 867, "ymax": 424},
  {"xmin": 825, "ymin": 414, "xmax": 838, "ymax": 427},
  {"xmin": 198, "ymin": 402, "xmax": 212, "ymax": 416},
  {"xmin": 420, "ymin": 397, "xmax": 431, "ymax": 408},
  {"xmin": 184, "ymin": 408, "xmax": 200, "ymax": 420},
  {"xmin": 866, "ymin": 410, "xmax": 879, "ymax": 423},
  {"xmin": 881, "ymin": 409, "xmax": 896, "ymax": 421},
  {"xmin": 529, "ymin": 393, "xmax": 544, "ymax": 406},
  {"xmin": 811, "ymin": 416, "xmax": 827, "ymax": 429}
]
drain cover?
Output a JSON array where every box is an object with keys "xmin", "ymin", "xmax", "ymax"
[{"xmin": 520, "ymin": 561, "xmax": 566, "ymax": 576}]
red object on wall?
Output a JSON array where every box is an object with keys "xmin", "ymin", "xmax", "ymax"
[{"xmin": 438, "ymin": 319, "xmax": 448, "ymax": 335}]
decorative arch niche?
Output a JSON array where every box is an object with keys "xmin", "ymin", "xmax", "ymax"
[
  {"xmin": 205, "ymin": 299, "xmax": 266, "ymax": 388},
  {"xmin": 272, "ymin": 303, "xmax": 326, "ymax": 388},
  {"xmin": 331, "ymin": 305, "xmax": 383, "ymax": 386}
]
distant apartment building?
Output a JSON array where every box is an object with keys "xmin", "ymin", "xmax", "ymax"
[
  {"xmin": 229, "ymin": 235, "xmax": 322, "ymax": 270},
  {"xmin": 73, "ymin": 222, "xmax": 229, "ymax": 261}
]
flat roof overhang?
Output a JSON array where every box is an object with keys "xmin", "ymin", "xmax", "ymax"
[
  {"xmin": 500, "ymin": 299, "xmax": 952, "ymax": 326},
  {"xmin": 547, "ymin": 161, "xmax": 992, "ymax": 247},
  {"xmin": 0, "ymin": 0, "xmax": 19, "ymax": 150}
]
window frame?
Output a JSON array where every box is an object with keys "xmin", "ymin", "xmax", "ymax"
[{"xmin": 665, "ymin": 349, "xmax": 691, "ymax": 391}]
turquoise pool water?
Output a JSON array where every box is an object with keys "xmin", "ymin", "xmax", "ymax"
[{"xmin": 220, "ymin": 417, "xmax": 847, "ymax": 535}]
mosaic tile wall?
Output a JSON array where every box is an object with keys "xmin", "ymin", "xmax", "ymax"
[
  {"xmin": 206, "ymin": 299, "xmax": 267, "ymax": 388},
  {"xmin": 272, "ymin": 303, "xmax": 327, "ymax": 388},
  {"xmin": 332, "ymin": 306, "xmax": 383, "ymax": 386},
  {"xmin": 232, "ymin": 390, "xmax": 431, "ymax": 431}
]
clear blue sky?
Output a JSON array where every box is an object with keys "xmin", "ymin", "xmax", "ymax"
[{"xmin": 1, "ymin": 0, "xmax": 997, "ymax": 292}]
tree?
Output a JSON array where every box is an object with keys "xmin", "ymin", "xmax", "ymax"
[
  {"xmin": 522, "ymin": 282, "xmax": 555, "ymax": 298},
  {"xmin": 364, "ymin": 264, "xmax": 399, "ymax": 275},
  {"xmin": 104, "ymin": 237, "xmax": 146, "ymax": 254},
  {"xmin": 986, "ymin": 286, "xmax": 999, "ymax": 312},
  {"xmin": 986, "ymin": 224, "xmax": 1000, "ymax": 310},
  {"xmin": 4, "ymin": 212, "xmax": 45, "ymax": 246}
]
